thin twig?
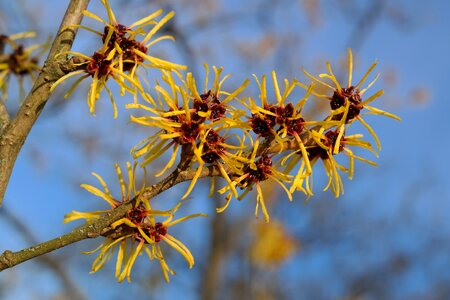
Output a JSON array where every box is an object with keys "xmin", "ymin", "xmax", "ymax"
[
  {"xmin": 0, "ymin": 164, "xmax": 213, "ymax": 271},
  {"xmin": 0, "ymin": 158, "xmax": 259, "ymax": 270}
]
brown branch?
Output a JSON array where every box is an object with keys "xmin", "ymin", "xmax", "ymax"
[
  {"xmin": 0, "ymin": 100, "xmax": 9, "ymax": 133},
  {"xmin": 0, "ymin": 199, "xmax": 132, "ymax": 271},
  {"xmin": 0, "ymin": 0, "xmax": 91, "ymax": 207},
  {"xmin": 0, "ymin": 163, "xmax": 220, "ymax": 271}
]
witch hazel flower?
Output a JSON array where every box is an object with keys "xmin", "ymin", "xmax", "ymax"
[{"xmin": 50, "ymin": 0, "xmax": 185, "ymax": 118}]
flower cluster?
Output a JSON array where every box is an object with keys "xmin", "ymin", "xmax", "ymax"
[
  {"xmin": 127, "ymin": 66, "xmax": 250, "ymax": 200},
  {"xmin": 0, "ymin": 32, "xmax": 47, "ymax": 100},
  {"xmin": 64, "ymin": 162, "xmax": 206, "ymax": 282},
  {"xmin": 124, "ymin": 50, "xmax": 399, "ymax": 223},
  {"xmin": 59, "ymin": 1, "xmax": 399, "ymax": 283},
  {"xmin": 51, "ymin": 0, "xmax": 186, "ymax": 118},
  {"xmin": 301, "ymin": 49, "xmax": 400, "ymax": 151}
]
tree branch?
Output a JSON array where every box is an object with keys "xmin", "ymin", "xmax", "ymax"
[
  {"xmin": 0, "ymin": 0, "xmax": 91, "ymax": 207},
  {"xmin": 0, "ymin": 164, "xmax": 221, "ymax": 271},
  {"xmin": 0, "ymin": 101, "xmax": 9, "ymax": 134},
  {"xmin": 0, "ymin": 197, "xmax": 135, "ymax": 271}
]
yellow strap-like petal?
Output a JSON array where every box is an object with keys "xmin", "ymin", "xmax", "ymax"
[{"xmin": 80, "ymin": 184, "xmax": 116, "ymax": 206}]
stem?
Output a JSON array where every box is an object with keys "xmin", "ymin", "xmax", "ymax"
[
  {"xmin": 0, "ymin": 164, "xmax": 221, "ymax": 271},
  {"xmin": 0, "ymin": 200, "xmax": 132, "ymax": 271},
  {"xmin": 0, "ymin": 0, "xmax": 91, "ymax": 207}
]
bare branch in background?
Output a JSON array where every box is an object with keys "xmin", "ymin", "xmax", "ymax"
[
  {"xmin": 343, "ymin": 0, "xmax": 386, "ymax": 52},
  {"xmin": 200, "ymin": 189, "xmax": 231, "ymax": 300}
]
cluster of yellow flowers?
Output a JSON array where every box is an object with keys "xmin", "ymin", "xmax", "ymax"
[
  {"xmin": 0, "ymin": 32, "xmax": 47, "ymax": 100},
  {"xmin": 52, "ymin": 0, "xmax": 399, "ymax": 283},
  {"xmin": 64, "ymin": 162, "xmax": 206, "ymax": 282},
  {"xmin": 50, "ymin": 1, "xmax": 185, "ymax": 118}
]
